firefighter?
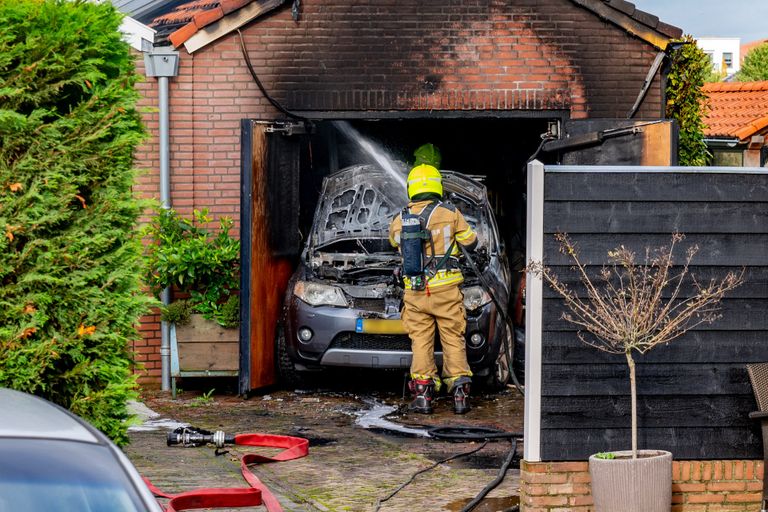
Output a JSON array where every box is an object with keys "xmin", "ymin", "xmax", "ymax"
[{"xmin": 389, "ymin": 163, "xmax": 478, "ymax": 414}]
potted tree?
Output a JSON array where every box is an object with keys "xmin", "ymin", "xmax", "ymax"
[
  {"xmin": 529, "ymin": 232, "xmax": 742, "ymax": 512},
  {"xmin": 144, "ymin": 208, "xmax": 240, "ymax": 382}
]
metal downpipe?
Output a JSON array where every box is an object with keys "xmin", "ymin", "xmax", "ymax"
[
  {"xmin": 144, "ymin": 47, "xmax": 178, "ymax": 392},
  {"xmin": 158, "ymin": 75, "xmax": 171, "ymax": 391}
]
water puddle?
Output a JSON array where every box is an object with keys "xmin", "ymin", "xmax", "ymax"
[
  {"xmin": 354, "ymin": 401, "xmax": 431, "ymax": 437},
  {"xmin": 446, "ymin": 496, "xmax": 519, "ymax": 512},
  {"xmin": 127, "ymin": 400, "xmax": 188, "ymax": 432},
  {"xmin": 332, "ymin": 120, "xmax": 407, "ymax": 190}
]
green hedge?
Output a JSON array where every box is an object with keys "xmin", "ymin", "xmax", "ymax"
[
  {"xmin": 666, "ymin": 35, "xmax": 711, "ymax": 167},
  {"xmin": 0, "ymin": 0, "xmax": 150, "ymax": 445}
]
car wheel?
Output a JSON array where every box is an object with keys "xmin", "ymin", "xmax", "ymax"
[
  {"xmin": 275, "ymin": 326, "xmax": 315, "ymax": 389},
  {"xmin": 485, "ymin": 325, "xmax": 513, "ymax": 391}
]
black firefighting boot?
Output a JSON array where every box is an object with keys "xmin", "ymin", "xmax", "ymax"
[
  {"xmin": 449, "ymin": 376, "xmax": 472, "ymax": 415},
  {"xmin": 408, "ymin": 379, "xmax": 435, "ymax": 414}
]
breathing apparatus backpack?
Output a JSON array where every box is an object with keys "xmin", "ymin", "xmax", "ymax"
[{"xmin": 400, "ymin": 201, "xmax": 455, "ymax": 291}]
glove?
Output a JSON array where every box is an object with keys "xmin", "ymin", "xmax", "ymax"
[{"xmin": 475, "ymin": 247, "xmax": 490, "ymax": 272}]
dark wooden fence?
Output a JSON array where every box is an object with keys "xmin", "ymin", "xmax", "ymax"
[{"xmin": 537, "ymin": 167, "xmax": 768, "ymax": 461}]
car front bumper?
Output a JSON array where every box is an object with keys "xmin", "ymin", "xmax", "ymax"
[{"xmin": 285, "ymin": 295, "xmax": 503, "ymax": 371}]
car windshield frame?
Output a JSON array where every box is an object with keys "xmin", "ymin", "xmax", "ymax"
[{"xmin": 0, "ymin": 438, "xmax": 148, "ymax": 512}]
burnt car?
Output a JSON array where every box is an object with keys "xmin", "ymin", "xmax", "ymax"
[{"xmin": 276, "ymin": 164, "xmax": 516, "ymax": 389}]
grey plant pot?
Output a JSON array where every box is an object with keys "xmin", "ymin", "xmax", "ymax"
[{"xmin": 589, "ymin": 450, "xmax": 672, "ymax": 512}]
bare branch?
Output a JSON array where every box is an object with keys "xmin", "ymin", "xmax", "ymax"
[{"xmin": 527, "ymin": 233, "xmax": 744, "ymax": 356}]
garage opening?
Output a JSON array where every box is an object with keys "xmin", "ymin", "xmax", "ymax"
[
  {"xmin": 304, "ymin": 117, "xmax": 554, "ymax": 267},
  {"xmin": 240, "ymin": 114, "xmax": 557, "ymax": 393}
]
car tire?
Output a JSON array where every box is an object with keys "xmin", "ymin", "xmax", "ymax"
[
  {"xmin": 485, "ymin": 325, "xmax": 513, "ymax": 391},
  {"xmin": 275, "ymin": 326, "xmax": 315, "ymax": 389}
]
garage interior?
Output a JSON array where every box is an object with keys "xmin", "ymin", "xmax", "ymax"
[{"xmin": 298, "ymin": 116, "xmax": 557, "ymax": 272}]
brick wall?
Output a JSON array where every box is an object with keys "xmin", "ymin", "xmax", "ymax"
[
  {"xmin": 131, "ymin": 0, "xmax": 670, "ymax": 383},
  {"xmin": 236, "ymin": 0, "xmax": 665, "ymax": 118},
  {"xmin": 520, "ymin": 460, "xmax": 764, "ymax": 512}
]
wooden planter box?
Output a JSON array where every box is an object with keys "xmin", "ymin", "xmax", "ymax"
[{"xmin": 170, "ymin": 313, "xmax": 239, "ymax": 397}]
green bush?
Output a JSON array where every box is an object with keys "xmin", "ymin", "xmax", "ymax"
[
  {"xmin": 217, "ymin": 295, "xmax": 240, "ymax": 329},
  {"xmin": 161, "ymin": 299, "xmax": 193, "ymax": 326},
  {"xmin": 0, "ymin": 0, "xmax": 151, "ymax": 445},
  {"xmin": 666, "ymin": 35, "xmax": 711, "ymax": 167},
  {"xmin": 738, "ymin": 43, "xmax": 768, "ymax": 81},
  {"xmin": 144, "ymin": 208, "xmax": 240, "ymax": 327}
]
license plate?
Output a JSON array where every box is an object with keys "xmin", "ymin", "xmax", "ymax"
[{"xmin": 355, "ymin": 318, "xmax": 407, "ymax": 334}]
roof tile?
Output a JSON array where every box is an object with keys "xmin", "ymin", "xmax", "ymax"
[
  {"xmin": 605, "ymin": 0, "xmax": 635, "ymax": 16},
  {"xmin": 629, "ymin": 8, "xmax": 659, "ymax": 31},
  {"xmin": 193, "ymin": 5, "xmax": 224, "ymax": 29},
  {"xmin": 168, "ymin": 21, "xmax": 198, "ymax": 47},
  {"xmin": 702, "ymin": 81, "xmax": 768, "ymax": 140},
  {"xmin": 151, "ymin": 0, "xmax": 221, "ymax": 26},
  {"xmin": 220, "ymin": 0, "xmax": 251, "ymax": 15}
]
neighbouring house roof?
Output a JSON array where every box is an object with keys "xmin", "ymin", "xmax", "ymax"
[
  {"xmin": 703, "ymin": 81, "xmax": 768, "ymax": 141},
  {"xmin": 741, "ymin": 38, "xmax": 768, "ymax": 64},
  {"xmin": 145, "ymin": 0, "xmax": 681, "ymax": 53}
]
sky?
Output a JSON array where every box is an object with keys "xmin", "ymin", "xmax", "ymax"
[{"xmin": 631, "ymin": 0, "xmax": 768, "ymax": 43}]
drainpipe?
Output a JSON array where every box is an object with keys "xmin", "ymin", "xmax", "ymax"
[{"xmin": 144, "ymin": 46, "xmax": 180, "ymax": 391}]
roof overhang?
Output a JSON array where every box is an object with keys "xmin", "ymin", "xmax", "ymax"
[
  {"xmin": 160, "ymin": 0, "xmax": 681, "ymax": 55},
  {"xmin": 170, "ymin": 0, "xmax": 286, "ymax": 53},
  {"xmin": 570, "ymin": 0, "xmax": 679, "ymax": 50},
  {"xmin": 734, "ymin": 116, "xmax": 768, "ymax": 141}
]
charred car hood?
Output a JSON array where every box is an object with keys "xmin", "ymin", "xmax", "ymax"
[{"xmin": 304, "ymin": 164, "xmax": 493, "ymax": 284}]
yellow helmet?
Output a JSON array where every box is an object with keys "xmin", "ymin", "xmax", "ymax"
[{"xmin": 407, "ymin": 164, "xmax": 442, "ymax": 199}]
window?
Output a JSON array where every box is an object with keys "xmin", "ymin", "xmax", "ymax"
[
  {"xmin": 723, "ymin": 52, "xmax": 733, "ymax": 68},
  {"xmin": 0, "ymin": 439, "xmax": 146, "ymax": 512}
]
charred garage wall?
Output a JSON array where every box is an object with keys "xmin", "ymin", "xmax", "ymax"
[{"xmin": 133, "ymin": 0, "xmax": 681, "ymax": 383}]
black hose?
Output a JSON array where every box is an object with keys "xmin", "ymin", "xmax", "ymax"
[
  {"xmin": 461, "ymin": 439, "xmax": 519, "ymax": 512},
  {"xmin": 527, "ymin": 133, "xmax": 556, "ymax": 163},
  {"xmin": 237, "ymin": 29, "xmax": 309, "ymax": 122},
  {"xmin": 428, "ymin": 426, "xmax": 522, "ymax": 441},
  {"xmin": 458, "ymin": 243, "xmax": 524, "ymax": 396},
  {"xmin": 373, "ymin": 441, "xmax": 489, "ymax": 512}
]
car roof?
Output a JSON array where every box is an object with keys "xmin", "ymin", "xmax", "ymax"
[{"xmin": 0, "ymin": 388, "xmax": 99, "ymax": 443}]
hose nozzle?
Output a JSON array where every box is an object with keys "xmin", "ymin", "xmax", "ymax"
[{"xmin": 167, "ymin": 427, "xmax": 235, "ymax": 448}]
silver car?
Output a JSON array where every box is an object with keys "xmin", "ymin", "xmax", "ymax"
[
  {"xmin": 277, "ymin": 165, "xmax": 516, "ymax": 389},
  {"xmin": 0, "ymin": 388, "xmax": 162, "ymax": 512}
]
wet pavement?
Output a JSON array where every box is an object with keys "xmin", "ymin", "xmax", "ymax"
[{"xmin": 126, "ymin": 372, "xmax": 524, "ymax": 512}]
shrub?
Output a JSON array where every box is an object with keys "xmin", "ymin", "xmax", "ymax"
[
  {"xmin": 738, "ymin": 43, "xmax": 768, "ymax": 81},
  {"xmin": 161, "ymin": 299, "xmax": 193, "ymax": 326},
  {"xmin": 144, "ymin": 208, "xmax": 240, "ymax": 327},
  {"xmin": 666, "ymin": 35, "xmax": 711, "ymax": 166},
  {"xmin": 0, "ymin": 0, "xmax": 150, "ymax": 445}
]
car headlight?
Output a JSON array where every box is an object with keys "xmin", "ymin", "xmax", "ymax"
[
  {"xmin": 294, "ymin": 281, "xmax": 348, "ymax": 307},
  {"xmin": 463, "ymin": 286, "xmax": 491, "ymax": 312}
]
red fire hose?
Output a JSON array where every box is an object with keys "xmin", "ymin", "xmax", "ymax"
[{"xmin": 144, "ymin": 430, "xmax": 309, "ymax": 512}]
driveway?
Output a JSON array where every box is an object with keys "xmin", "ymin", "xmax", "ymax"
[{"xmin": 126, "ymin": 372, "xmax": 523, "ymax": 512}]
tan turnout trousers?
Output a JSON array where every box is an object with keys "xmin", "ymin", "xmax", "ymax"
[{"xmin": 402, "ymin": 284, "xmax": 471, "ymax": 387}]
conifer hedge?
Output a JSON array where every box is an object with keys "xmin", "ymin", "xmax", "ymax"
[{"xmin": 0, "ymin": 0, "xmax": 150, "ymax": 445}]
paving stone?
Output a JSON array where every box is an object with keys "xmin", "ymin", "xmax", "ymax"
[{"xmin": 126, "ymin": 386, "xmax": 523, "ymax": 512}]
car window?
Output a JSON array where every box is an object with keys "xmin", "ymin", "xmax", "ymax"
[{"xmin": 0, "ymin": 439, "xmax": 146, "ymax": 512}]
